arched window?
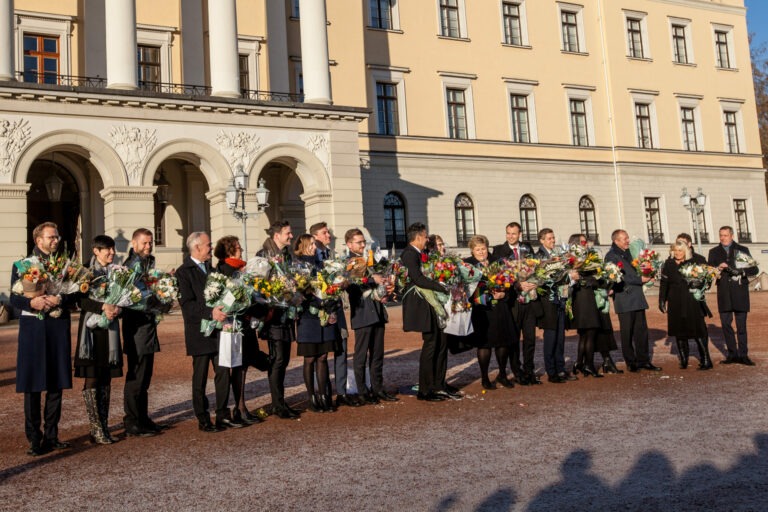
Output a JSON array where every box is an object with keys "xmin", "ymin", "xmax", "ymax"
[
  {"xmin": 454, "ymin": 193, "xmax": 475, "ymax": 247},
  {"xmin": 519, "ymin": 194, "xmax": 538, "ymax": 243},
  {"xmin": 384, "ymin": 192, "xmax": 407, "ymax": 249},
  {"xmin": 579, "ymin": 196, "xmax": 599, "ymax": 244}
]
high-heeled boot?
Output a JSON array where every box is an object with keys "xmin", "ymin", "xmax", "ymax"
[
  {"xmin": 308, "ymin": 393, "xmax": 323, "ymax": 413},
  {"xmin": 573, "ymin": 335, "xmax": 586, "ymax": 375},
  {"xmin": 676, "ymin": 339, "xmax": 689, "ymax": 369},
  {"xmin": 695, "ymin": 338, "xmax": 713, "ymax": 370},
  {"xmin": 602, "ymin": 353, "xmax": 623, "ymax": 374},
  {"xmin": 83, "ymin": 389, "xmax": 111, "ymax": 445},
  {"xmin": 97, "ymin": 385, "xmax": 117, "ymax": 443}
]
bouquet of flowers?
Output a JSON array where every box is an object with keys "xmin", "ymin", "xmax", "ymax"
[
  {"xmin": 629, "ymin": 239, "xmax": 661, "ymax": 288},
  {"xmin": 503, "ymin": 258, "xmax": 540, "ymax": 302},
  {"xmin": 307, "ymin": 259, "xmax": 350, "ymax": 326},
  {"xmin": 589, "ymin": 261, "xmax": 622, "ymax": 313},
  {"xmin": 87, "ymin": 265, "xmax": 142, "ymax": 329},
  {"xmin": 201, "ymin": 272, "xmax": 252, "ymax": 336},
  {"xmin": 476, "ymin": 261, "xmax": 516, "ymax": 305},
  {"xmin": 41, "ymin": 254, "xmax": 93, "ymax": 318},
  {"xmin": 734, "ymin": 251, "xmax": 758, "ymax": 270},
  {"xmin": 11, "ymin": 257, "xmax": 50, "ymax": 298},
  {"xmin": 679, "ymin": 263, "xmax": 720, "ymax": 301},
  {"xmin": 132, "ymin": 269, "xmax": 179, "ymax": 322}
]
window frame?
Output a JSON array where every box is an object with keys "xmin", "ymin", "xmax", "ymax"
[
  {"xmin": 375, "ymin": 81, "xmax": 400, "ymax": 136},
  {"xmin": 237, "ymin": 37, "xmax": 261, "ymax": 93},
  {"xmin": 437, "ymin": 0, "xmax": 468, "ymax": 39},
  {"xmin": 368, "ymin": 0, "xmax": 401, "ymax": 31},
  {"xmin": 578, "ymin": 195, "xmax": 599, "ymax": 244},
  {"xmin": 643, "ymin": 196, "xmax": 666, "ymax": 245},
  {"xmin": 623, "ymin": 11, "xmax": 650, "ymax": 60},
  {"xmin": 630, "ymin": 92, "xmax": 660, "ymax": 150},
  {"xmin": 384, "ymin": 192, "xmax": 408, "ymax": 249},
  {"xmin": 676, "ymin": 95, "xmax": 704, "ymax": 152},
  {"xmin": 634, "ymin": 102, "xmax": 654, "ymax": 149},
  {"xmin": 441, "ymin": 74, "xmax": 476, "ymax": 140},
  {"xmin": 136, "ymin": 25, "xmax": 173, "ymax": 87},
  {"xmin": 370, "ymin": 67, "xmax": 409, "ymax": 136},
  {"xmin": 22, "ymin": 34, "xmax": 60, "ymax": 84},
  {"xmin": 557, "ymin": 2, "xmax": 586, "ymax": 54},
  {"xmin": 518, "ymin": 194, "xmax": 539, "ymax": 244},
  {"xmin": 669, "ymin": 17, "xmax": 694, "ymax": 65},
  {"xmin": 720, "ymin": 100, "xmax": 745, "ymax": 154},
  {"xmin": 712, "ymin": 24, "xmax": 736, "ymax": 70},
  {"xmin": 501, "ymin": 1, "xmax": 530, "ymax": 47},
  {"xmin": 16, "ymin": 11, "xmax": 73, "ymax": 80},
  {"xmin": 454, "ymin": 193, "xmax": 476, "ymax": 247},
  {"xmin": 505, "ymin": 79, "xmax": 539, "ymax": 143},
  {"xmin": 732, "ymin": 198, "xmax": 752, "ymax": 243}
]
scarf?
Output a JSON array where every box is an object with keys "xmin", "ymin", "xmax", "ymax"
[
  {"xmin": 224, "ymin": 257, "xmax": 246, "ymax": 270},
  {"xmin": 78, "ymin": 256, "xmax": 122, "ymax": 365}
]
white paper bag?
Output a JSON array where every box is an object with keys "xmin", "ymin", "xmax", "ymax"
[
  {"xmin": 345, "ymin": 367, "xmax": 371, "ymax": 395},
  {"xmin": 443, "ymin": 310, "xmax": 474, "ymax": 336},
  {"xmin": 219, "ymin": 331, "xmax": 243, "ymax": 368}
]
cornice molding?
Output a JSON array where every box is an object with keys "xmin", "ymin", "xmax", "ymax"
[{"xmin": 0, "ymin": 183, "xmax": 31, "ymax": 198}]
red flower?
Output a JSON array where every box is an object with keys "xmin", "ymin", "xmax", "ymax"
[
  {"xmin": 421, "ymin": 252, "xmax": 428, "ymax": 263},
  {"xmin": 617, "ymin": 261, "xmax": 624, "ymax": 269}
]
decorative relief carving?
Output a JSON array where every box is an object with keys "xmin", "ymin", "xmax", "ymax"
[
  {"xmin": 110, "ymin": 125, "xmax": 157, "ymax": 183},
  {"xmin": 306, "ymin": 134, "xmax": 329, "ymax": 170},
  {"xmin": 216, "ymin": 130, "xmax": 261, "ymax": 172},
  {"xmin": 0, "ymin": 118, "xmax": 31, "ymax": 176}
]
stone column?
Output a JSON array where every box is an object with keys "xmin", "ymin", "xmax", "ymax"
[
  {"xmin": 0, "ymin": 184, "xmax": 30, "ymax": 295},
  {"xmin": 0, "ymin": 0, "xmax": 14, "ymax": 81},
  {"xmin": 298, "ymin": 0, "xmax": 332, "ymax": 104},
  {"xmin": 100, "ymin": 186, "xmax": 155, "ymax": 259},
  {"xmin": 105, "ymin": 0, "xmax": 137, "ymax": 90},
  {"xmin": 207, "ymin": 0, "xmax": 240, "ymax": 98},
  {"xmin": 265, "ymin": 0, "xmax": 289, "ymax": 93}
]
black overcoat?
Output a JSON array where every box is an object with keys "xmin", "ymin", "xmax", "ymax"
[
  {"xmin": 401, "ymin": 245, "xmax": 446, "ymax": 333},
  {"xmin": 659, "ymin": 258, "xmax": 708, "ymax": 338},
  {"xmin": 707, "ymin": 243, "xmax": 758, "ymax": 313},
  {"xmin": 121, "ymin": 251, "xmax": 160, "ymax": 356},
  {"xmin": 534, "ymin": 247, "xmax": 566, "ymax": 330},
  {"xmin": 346, "ymin": 254, "xmax": 388, "ymax": 330},
  {"xmin": 605, "ymin": 244, "xmax": 649, "ymax": 313},
  {"xmin": 458, "ymin": 256, "xmax": 515, "ymax": 349},
  {"xmin": 176, "ymin": 257, "xmax": 219, "ymax": 356}
]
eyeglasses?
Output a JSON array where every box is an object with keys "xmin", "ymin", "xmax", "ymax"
[{"xmin": 44, "ymin": 236, "xmax": 61, "ymax": 240}]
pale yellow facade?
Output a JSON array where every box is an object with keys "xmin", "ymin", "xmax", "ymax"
[{"xmin": 0, "ymin": 0, "xmax": 765, "ymax": 296}]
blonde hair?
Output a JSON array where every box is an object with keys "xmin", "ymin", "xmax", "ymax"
[
  {"xmin": 669, "ymin": 240, "xmax": 692, "ymax": 260},
  {"xmin": 467, "ymin": 235, "xmax": 489, "ymax": 251},
  {"xmin": 294, "ymin": 234, "xmax": 315, "ymax": 256}
]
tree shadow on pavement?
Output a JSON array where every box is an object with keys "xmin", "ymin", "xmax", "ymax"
[{"xmin": 521, "ymin": 433, "xmax": 768, "ymax": 511}]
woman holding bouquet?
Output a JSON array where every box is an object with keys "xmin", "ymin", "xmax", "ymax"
[
  {"xmin": 659, "ymin": 241, "xmax": 712, "ymax": 370},
  {"xmin": 214, "ymin": 236, "xmax": 269, "ymax": 425},
  {"xmin": 75, "ymin": 235, "xmax": 122, "ymax": 444},
  {"xmin": 461, "ymin": 235, "xmax": 515, "ymax": 390},
  {"xmin": 295, "ymin": 235, "xmax": 345, "ymax": 412},
  {"xmin": 566, "ymin": 234, "xmax": 617, "ymax": 378},
  {"xmin": 426, "ymin": 234, "xmax": 446, "ymax": 257}
]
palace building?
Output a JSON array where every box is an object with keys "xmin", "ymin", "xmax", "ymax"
[{"xmin": 0, "ymin": 0, "xmax": 765, "ymax": 293}]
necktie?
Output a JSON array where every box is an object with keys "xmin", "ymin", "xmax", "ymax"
[
  {"xmin": 513, "ymin": 247, "xmax": 519, "ymax": 260},
  {"xmin": 198, "ymin": 262, "xmax": 207, "ymax": 274}
]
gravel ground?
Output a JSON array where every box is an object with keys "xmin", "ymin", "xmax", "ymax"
[{"xmin": 1, "ymin": 294, "xmax": 767, "ymax": 511}]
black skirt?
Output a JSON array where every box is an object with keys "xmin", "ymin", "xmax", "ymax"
[{"xmin": 296, "ymin": 340, "xmax": 335, "ymax": 357}]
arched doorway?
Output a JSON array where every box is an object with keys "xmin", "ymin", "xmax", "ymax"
[{"xmin": 259, "ymin": 161, "xmax": 305, "ymax": 235}]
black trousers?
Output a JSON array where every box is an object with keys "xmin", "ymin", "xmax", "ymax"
[
  {"xmin": 511, "ymin": 303, "xmax": 535, "ymax": 375},
  {"xmin": 618, "ymin": 310, "xmax": 650, "ymax": 365},
  {"xmin": 267, "ymin": 340, "xmax": 292, "ymax": 410},
  {"xmin": 353, "ymin": 323, "xmax": 385, "ymax": 394},
  {"xmin": 24, "ymin": 390, "xmax": 62, "ymax": 445},
  {"xmin": 123, "ymin": 351, "xmax": 154, "ymax": 430},
  {"xmin": 191, "ymin": 354, "xmax": 230, "ymax": 424},
  {"xmin": 418, "ymin": 314, "xmax": 447, "ymax": 394},
  {"xmin": 720, "ymin": 311, "xmax": 749, "ymax": 358}
]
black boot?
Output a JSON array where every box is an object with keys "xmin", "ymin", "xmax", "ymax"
[
  {"xmin": 83, "ymin": 389, "xmax": 111, "ymax": 445},
  {"xmin": 676, "ymin": 339, "xmax": 689, "ymax": 369},
  {"xmin": 695, "ymin": 338, "xmax": 713, "ymax": 370},
  {"xmin": 97, "ymin": 385, "xmax": 118, "ymax": 443},
  {"xmin": 308, "ymin": 394, "xmax": 323, "ymax": 413},
  {"xmin": 602, "ymin": 353, "xmax": 624, "ymax": 374}
]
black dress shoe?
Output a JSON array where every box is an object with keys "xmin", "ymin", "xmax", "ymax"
[
  {"xmin": 42, "ymin": 438, "xmax": 71, "ymax": 450},
  {"xmin": 242, "ymin": 409, "xmax": 263, "ymax": 423},
  {"xmin": 720, "ymin": 357, "xmax": 738, "ymax": 365},
  {"xmin": 361, "ymin": 392, "xmax": 380, "ymax": 404},
  {"xmin": 274, "ymin": 407, "xmax": 301, "ymax": 419},
  {"xmin": 417, "ymin": 392, "xmax": 446, "ymax": 402},
  {"xmin": 638, "ymin": 363, "xmax": 662, "ymax": 371},
  {"xmin": 740, "ymin": 357, "xmax": 756, "ymax": 366},
  {"xmin": 125, "ymin": 426, "xmax": 158, "ymax": 438},
  {"xmin": 198, "ymin": 422, "xmax": 225, "ymax": 433},
  {"xmin": 142, "ymin": 420, "xmax": 169, "ymax": 432},
  {"xmin": 233, "ymin": 409, "xmax": 260, "ymax": 425},
  {"xmin": 376, "ymin": 391, "xmax": 399, "ymax": 402},
  {"xmin": 217, "ymin": 417, "xmax": 247, "ymax": 429},
  {"xmin": 548, "ymin": 375, "xmax": 565, "ymax": 383},
  {"xmin": 26, "ymin": 444, "xmax": 50, "ymax": 457},
  {"xmin": 559, "ymin": 372, "xmax": 578, "ymax": 382},
  {"xmin": 495, "ymin": 375, "xmax": 515, "ymax": 388},
  {"xmin": 628, "ymin": 363, "xmax": 639, "ymax": 372},
  {"xmin": 444, "ymin": 384, "xmax": 461, "ymax": 394},
  {"xmin": 335, "ymin": 394, "xmax": 363, "ymax": 407},
  {"xmin": 436, "ymin": 389, "xmax": 463, "ymax": 400},
  {"xmin": 481, "ymin": 379, "xmax": 497, "ymax": 390},
  {"xmin": 580, "ymin": 366, "xmax": 604, "ymax": 378},
  {"xmin": 528, "ymin": 373, "xmax": 542, "ymax": 385}
]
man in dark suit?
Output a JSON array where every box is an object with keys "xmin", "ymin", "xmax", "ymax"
[
  {"xmin": 401, "ymin": 222, "xmax": 452, "ymax": 401},
  {"xmin": 707, "ymin": 226, "xmax": 759, "ymax": 365},
  {"xmin": 492, "ymin": 222, "xmax": 540, "ymax": 385},
  {"xmin": 176, "ymin": 231, "xmax": 243, "ymax": 432},
  {"xmin": 605, "ymin": 229, "xmax": 661, "ymax": 372},
  {"xmin": 121, "ymin": 228, "xmax": 166, "ymax": 437},
  {"xmin": 10, "ymin": 222, "xmax": 75, "ymax": 455},
  {"xmin": 535, "ymin": 228, "xmax": 576, "ymax": 383},
  {"xmin": 345, "ymin": 228, "xmax": 398, "ymax": 404}
]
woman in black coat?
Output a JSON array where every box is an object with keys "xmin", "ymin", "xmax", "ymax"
[
  {"xmin": 659, "ymin": 241, "xmax": 713, "ymax": 370},
  {"xmin": 567, "ymin": 234, "xmax": 619, "ymax": 377},
  {"xmin": 460, "ymin": 235, "xmax": 515, "ymax": 390},
  {"xmin": 214, "ymin": 236, "xmax": 269, "ymax": 425},
  {"xmin": 294, "ymin": 234, "xmax": 345, "ymax": 412},
  {"xmin": 75, "ymin": 235, "xmax": 122, "ymax": 444}
]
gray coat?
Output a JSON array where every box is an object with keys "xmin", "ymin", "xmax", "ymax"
[{"xmin": 605, "ymin": 244, "xmax": 649, "ymax": 313}]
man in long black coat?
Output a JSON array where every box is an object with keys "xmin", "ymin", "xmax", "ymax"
[
  {"xmin": 401, "ymin": 222, "xmax": 451, "ymax": 401},
  {"xmin": 492, "ymin": 221, "xmax": 540, "ymax": 384},
  {"xmin": 707, "ymin": 226, "xmax": 759, "ymax": 365},
  {"xmin": 605, "ymin": 229, "xmax": 661, "ymax": 372},
  {"xmin": 11, "ymin": 222, "xmax": 75, "ymax": 455},
  {"xmin": 176, "ymin": 231, "xmax": 237, "ymax": 432}
]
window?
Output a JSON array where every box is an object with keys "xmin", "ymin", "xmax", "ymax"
[
  {"xmin": 689, "ymin": 199, "xmax": 709, "ymax": 244},
  {"xmin": 570, "ymin": 99, "xmax": 588, "ymax": 146},
  {"xmin": 291, "ymin": 0, "xmax": 300, "ymax": 18},
  {"xmin": 238, "ymin": 54, "xmax": 250, "ymax": 92},
  {"xmin": 519, "ymin": 194, "xmax": 538, "ymax": 243},
  {"xmin": 384, "ymin": 192, "xmax": 407, "ymax": 249},
  {"xmin": 440, "ymin": 0, "xmax": 461, "ymax": 38},
  {"xmin": 454, "ymin": 194, "xmax": 476, "ymax": 247},
  {"xmin": 376, "ymin": 82, "xmax": 399, "ymax": 135},
  {"xmin": 510, "ymin": 94, "xmax": 530, "ymax": 143},
  {"xmin": 635, "ymin": 103, "xmax": 653, "ymax": 149},
  {"xmin": 627, "ymin": 18, "xmax": 644, "ymax": 58},
  {"xmin": 672, "ymin": 24, "xmax": 689, "ymax": 64},
  {"xmin": 733, "ymin": 199, "xmax": 751, "ymax": 243},
  {"xmin": 370, "ymin": 0, "xmax": 395, "ymax": 29},
  {"xmin": 715, "ymin": 30, "xmax": 731, "ymax": 69},
  {"xmin": 503, "ymin": 2, "xmax": 523, "ymax": 46},
  {"xmin": 579, "ymin": 196, "xmax": 598, "ymax": 244},
  {"xmin": 681, "ymin": 107, "xmax": 698, "ymax": 151},
  {"xmin": 561, "ymin": 11, "xmax": 580, "ymax": 52},
  {"xmin": 724, "ymin": 111, "xmax": 740, "ymax": 153},
  {"xmin": 644, "ymin": 197, "xmax": 664, "ymax": 244},
  {"xmin": 137, "ymin": 45, "xmax": 161, "ymax": 91},
  {"xmin": 22, "ymin": 34, "xmax": 59, "ymax": 84},
  {"xmin": 446, "ymin": 88, "xmax": 468, "ymax": 139}
]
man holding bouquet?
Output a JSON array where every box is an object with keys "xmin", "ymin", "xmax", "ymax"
[
  {"xmin": 605, "ymin": 229, "xmax": 661, "ymax": 372},
  {"xmin": 177, "ymin": 232, "xmax": 239, "ymax": 432},
  {"xmin": 707, "ymin": 226, "xmax": 759, "ymax": 365}
]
